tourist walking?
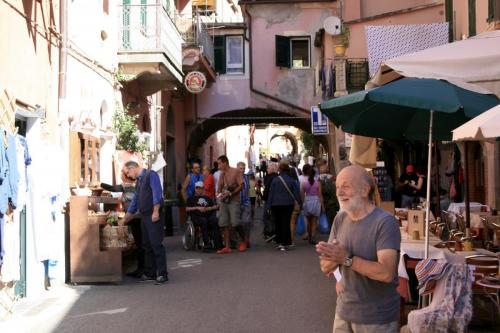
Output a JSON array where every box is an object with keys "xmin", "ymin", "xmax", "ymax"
[
  {"xmin": 300, "ymin": 164, "xmax": 323, "ymax": 245},
  {"xmin": 216, "ymin": 155, "xmax": 246, "ymax": 254},
  {"xmin": 262, "ymin": 162, "xmax": 278, "ymax": 241},
  {"xmin": 237, "ymin": 162, "xmax": 252, "ymax": 248},
  {"xmin": 266, "ymin": 162, "xmax": 300, "ymax": 251},
  {"xmin": 202, "ymin": 165, "xmax": 216, "ymax": 200},
  {"xmin": 182, "ymin": 162, "xmax": 204, "ymax": 202}
]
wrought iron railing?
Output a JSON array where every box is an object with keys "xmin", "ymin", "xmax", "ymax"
[
  {"xmin": 118, "ymin": 4, "xmax": 183, "ymax": 70},
  {"xmin": 172, "ymin": 13, "xmax": 215, "ymax": 67},
  {"xmin": 346, "ymin": 58, "xmax": 369, "ymax": 92}
]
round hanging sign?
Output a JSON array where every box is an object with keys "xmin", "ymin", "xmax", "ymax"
[{"xmin": 184, "ymin": 71, "xmax": 207, "ymax": 94}]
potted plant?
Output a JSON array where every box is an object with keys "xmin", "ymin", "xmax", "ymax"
[{"xmin": 335, "ymin": 25, "xmax": 349, "ymax": 57}]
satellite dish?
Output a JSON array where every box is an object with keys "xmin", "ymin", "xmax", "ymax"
[{"xmin": 323, "ymin": 16, "xmax": 342, "ymax": 36}]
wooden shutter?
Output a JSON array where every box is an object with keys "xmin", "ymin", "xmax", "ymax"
[
  {"xmin": 275, "ymin": 35, "xmax": 290, "ymax": 68},
  {"xmin": 445, "ymin": 0, "xmax": 454, "ymax": 42},
  {"xmin": 213, "ymin": 36, "xmax": 226, "ymax": 74},
  {"xmin": 468, "ymin": 0, "xmax": 476, "ymax": 37}
]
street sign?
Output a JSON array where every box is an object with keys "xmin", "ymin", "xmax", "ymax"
[{"xmin": 311, "ymin": 106, "xmax": 329, "ymax": 135}]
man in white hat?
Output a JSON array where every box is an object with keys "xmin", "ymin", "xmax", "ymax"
[{"xmin": 186, "ymin": 181, "xmax": 222, "ymax": 251}]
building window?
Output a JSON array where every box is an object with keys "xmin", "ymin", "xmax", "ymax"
[
  {"xmin": 346, "ymin": 59, "xmax": 369, "ymax": 92},
  {"xmin": 488, "ymin": 0, "xmax": 500, "ymax": 22},
  {"xmin": 213, "ymin": 35, "xmax": 244, "ymax": 75},
  {"xmin": 291, "ymin": 38, "xmax": 310, "ymax": 68},
  {"xmin": 226, "ymin": 36, "xmax": 244, "ymax": 74},
  {"xmin": 275, "ymin": 35, "xmax": 311, "ymax": 69}
]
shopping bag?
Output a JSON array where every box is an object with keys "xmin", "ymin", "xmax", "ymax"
[
  {"xmin": 319, "ymin": 213, "xmax": 330, "ymax": 234},
  {"xmin": 296, "ymin": 213, "xmax": 305, "ymax": 236}
]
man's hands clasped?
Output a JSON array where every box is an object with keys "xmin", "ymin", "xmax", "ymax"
[{"xmin": 316, "ymin": 240, "xmax": 350, "ymax": 277}]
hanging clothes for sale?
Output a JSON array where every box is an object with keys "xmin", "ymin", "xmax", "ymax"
[
  {"xmin": 6, "ymin": 132, "xmax": 19, "ymax": 209},
  {"xmin": 0, "ymin": 130, "xmax": 10, "ymax": 215},
  {"xmin": 1, "ymin": 135, "xmax": 32, "ymax": 282}
]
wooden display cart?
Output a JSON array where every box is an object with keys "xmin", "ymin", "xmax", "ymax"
[{"xmin": 69, "ymin": 196, "xmax": 122, "ymax": 283}]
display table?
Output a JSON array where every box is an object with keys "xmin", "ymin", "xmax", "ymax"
[
  {"xmin": 397, "ymin": 234, "xmax": 494, "ymax": 300},
  {"xmin": 69, "ymin": 196, "xmax": 122, "ymax": 283},
  {"xmin": 447, "ymin": 202, "xmax": 488, "ymax": 215}
]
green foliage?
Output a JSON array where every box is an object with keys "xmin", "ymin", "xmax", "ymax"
[
  {"xmin": 300, "ymin": 130, "xmax": 316, "ymax": 156},
  {"xmin": 112, "ymin": 108, "xmax": 148, "ymax": 154},
  {"xmin": 337, "ymin": 24, "xmax": 350, "ymax": 47}
]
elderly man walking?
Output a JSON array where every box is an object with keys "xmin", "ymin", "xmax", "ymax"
[{"xmin": 316, "ymin": 165, "xmax": 400, "ymax": 333}]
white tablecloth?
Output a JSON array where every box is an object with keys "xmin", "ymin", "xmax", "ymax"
[{"xmin": 447, "ymin": 202, "xmax": 486, "ymax": 215}]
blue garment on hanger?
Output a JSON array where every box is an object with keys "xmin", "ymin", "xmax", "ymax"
[
  {"xmin": 16, "ymin": 135, "xmax": 32, "ymax": 189},
  {"xmin": 6, "ymin": 134, "xmax": 19, "ymax": 209},
  {"xmin": 0, "ymin": 132, "xmax": 9, "ymax": 214}
]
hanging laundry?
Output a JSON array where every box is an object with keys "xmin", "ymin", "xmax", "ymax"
[
  {"xmin": 6, "ymin": 133, "xmax": 19, "ymax": 209},
  {"xmin": 328, "ymin": 62, "xmax": 335, "ymax": 98},
  {"xmin": 0, "ymin": 130, "xmax": 9, "ymax": 215}
]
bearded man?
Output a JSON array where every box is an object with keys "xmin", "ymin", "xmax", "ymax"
[{"xmin": 316, "ymin": 165, "xmax": 401, "ymax": 333}]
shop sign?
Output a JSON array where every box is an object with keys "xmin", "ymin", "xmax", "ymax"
[
  {"xmin": 184, "ymin": 71, "xmax": 206, "ymax": 94},
  {"xmin": 311, "ymin": 106, "xmax": 329, "ymax": 135}
]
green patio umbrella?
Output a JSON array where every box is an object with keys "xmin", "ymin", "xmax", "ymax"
[{"xmin": 319, "ymin": 78, "xmax": 499, "ymax": 258}]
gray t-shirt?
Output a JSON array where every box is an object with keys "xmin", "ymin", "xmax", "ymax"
[{"xmin": 328, "ymin": 207, "xmax": 401, "ymax": 324}]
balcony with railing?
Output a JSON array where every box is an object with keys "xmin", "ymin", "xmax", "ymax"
[
  {"xmin": 173, "ymin": 12, "xmax": 216, "ymax": 81},
  {"xmin": 118, "ymin": 3, "xmax": 184, "ymax": 87},
  {"xmin": 175, "ymin": 14, "xmax": 215, "ymax": 67}
]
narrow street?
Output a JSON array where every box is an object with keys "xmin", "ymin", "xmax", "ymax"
[{"xmin": 36, "ymin": 208, "xmax": 335, "ymax": 333}]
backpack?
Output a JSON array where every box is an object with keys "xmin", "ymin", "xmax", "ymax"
[{"xmin": 320, "ymin": 176, "xmax": 339, "ymax": 211}]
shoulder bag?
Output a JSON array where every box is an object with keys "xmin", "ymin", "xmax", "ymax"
[{"xmin": 278, "ymin": 176, "xmax": 301, "ymax": 213}]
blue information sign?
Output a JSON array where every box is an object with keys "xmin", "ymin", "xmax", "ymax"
[{"xmin": 311, "ymin": 106, "xmax": 329, "ymax": 135}]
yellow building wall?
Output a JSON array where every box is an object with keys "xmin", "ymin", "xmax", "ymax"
[{"xmin": 0, "ymin": 0, "xmax": 60, "ymax": 134}]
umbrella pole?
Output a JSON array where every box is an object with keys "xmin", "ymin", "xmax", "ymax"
[
  {"xmin": 434, "ymin": 142, "xmax": 441, "ymax": 218},
  {"xmin": 464, "ymin": 141, "xmax": 471, "ymax": 230},
  {"xmin": 424, "ymin": 111, "xmax": 434, "ymax": 259}
]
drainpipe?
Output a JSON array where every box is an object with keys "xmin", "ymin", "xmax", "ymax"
[
  {"xmin": 58, "ymin": 0, "xmax": 68, "ymax": 115},
  {"xmin": 243, "ymin": 5, "xmax": 308, "ymax": 114}
]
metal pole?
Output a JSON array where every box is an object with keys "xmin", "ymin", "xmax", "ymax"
[
  {"xmin": 425, "ymin": 111, "xmax": 434, "ymax": 259},
  {"xmin": 464, "ymin": 141, "xmax": 471, "ymax": 229}
]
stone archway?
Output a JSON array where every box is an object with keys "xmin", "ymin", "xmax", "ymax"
[
  {"xmin": 269, "ymin": 131, "xmax": 298, "ymax": 156},
  {"xmin": 187, "ymin": 107, "xmax": 328, "ymax": 156}
]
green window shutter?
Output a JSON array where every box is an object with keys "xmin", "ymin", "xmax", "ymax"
[
  {"xmin": 275, "ymin": 35, "xmax": 290, "ymax": 68},
  {"xmin": 141, "ymin": 0, "xmax": 147, "ymax": 30},
  {"xmin": 445, "ymin": 0, "xmax": 454, "ymax": 42},
  {"xmin": 468, "ymin": 0, "xmax": 476, "ymax": 37},
  {"xmin": 214, "ymin": 36, "xmax": 226, "ymax": 74},
  {"xmin": 488, "ymin": 0, "xmax": 495, "ymax": 23}
]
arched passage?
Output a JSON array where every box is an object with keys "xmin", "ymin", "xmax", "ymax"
[
  {"xmin": 269, "ymin": 132, "xmax": 298, "ymax": 156},
  {"xmin": 187, "ymin": 108, "xmax": 328, "ymax": 156}
]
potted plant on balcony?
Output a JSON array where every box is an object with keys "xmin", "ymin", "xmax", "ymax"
[{"xmin": 335, "ymin": 25, "xmax": 349, "ymax": 57}]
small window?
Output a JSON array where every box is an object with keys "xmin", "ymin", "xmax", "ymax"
[
  {"xmin": 275, "ymin": 35, "xmax": 310, "ymax": 69},
  {"xmin": 290, "ymin": 38, "xmax": 310, "ymax": 68},
  {"xmin": 226, "ymin": 36, "xmax": 244, "ymax": 74},
  {"xmin": 213, "ymin": 35, "xmax": 245, "ymax": 75}
]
